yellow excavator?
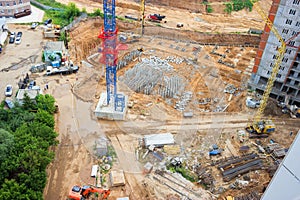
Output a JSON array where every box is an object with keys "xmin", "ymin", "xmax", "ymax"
[{"xmin": 245, "ymin": 0, "xmax": 286, "ymax": 138}]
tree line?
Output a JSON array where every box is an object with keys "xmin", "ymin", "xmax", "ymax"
[{"xmin": 0, "ymin": 93, "xmax": 58, "ymax": 199}]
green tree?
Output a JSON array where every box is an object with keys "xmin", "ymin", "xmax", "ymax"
[
  {"xmin": 0, "ymin": 93, "xmax": 58, "ymax": 198},
  {"xmin": 0, "ymin": 179, "xmax": 43, "ymax": 200},
  {"xmin": 224, "ymin": 2, "xmax": 233, "ymax": 14},
  {"xmin": 22, "ymin": 92, "xmax": 37, "ymax": 111},
  {"xmin": 0, "ymin": 129, "xmax": 14, "ymax": 162},
  {"xmin": 64, "ymin": 3, "xmax": 80, "ymax": 23},
  {"xmin": 36, "ymin": 94, "xmax": 56, "ymax": 114},
  {"xmin": 35, "ymin": 110, "xmax": 55, "ymax": 129},
  {"xmin": 91, "ymin": 8, "xmax": 104, "ymax": 17}
]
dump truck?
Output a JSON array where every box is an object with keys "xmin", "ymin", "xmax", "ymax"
[{"xmin": 46, "ymin": 65, "xmax": 79, "ymax": 76}]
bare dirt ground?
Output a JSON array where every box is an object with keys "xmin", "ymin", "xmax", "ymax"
[
  {"xmin": 56, "ymin": 0, "xmax": 272, "ymax": 33},
  {"xmin": 1, "ymin": 1, "xmax": 299, "ymax": 200}
]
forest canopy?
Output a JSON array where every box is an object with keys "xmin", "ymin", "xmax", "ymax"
[{"xmin": 0, "ymin": 94, "xmax": 58, "ymax": 200}]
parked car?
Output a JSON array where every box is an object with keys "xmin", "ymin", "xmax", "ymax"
[
  {"xmin": 17, "ymin": 32, "xmax": 22, "ymax": 38},
  {"xmin": 31, "ymin": 22, "xmax": 38, "ymax": 29},
  {"xmin": 44, "ymin": 19, "xmax": 52, "ymax": 25},
  {"xmin": 28, "ymin": 80, "xmax": 36, "ymax": 89},
  {"xmin": 9, "ymin": 36, "xmax": 15, "ymax": 44},
  {"xmin": 4, "ymin": 99, "xmax": 14, "ymax": 109},
  {"xmin": 5, "ymin": 85, "xmax": 13, "ymax": 97},
  {"xmin": 15, "ymin": 37, "xmax": 21, "ymax": 44}
]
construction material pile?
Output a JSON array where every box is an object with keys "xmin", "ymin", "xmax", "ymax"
[
  {"xmin": 214, "ymin": 153, "xmax": 263, "ymax": 182},
  {"xmin": 117, "ymin": 50, "xmax": 142, "ymax": 70},
  {"xmin": 120, "ymin": 56, "xmax": 186, "ymax": 98}
]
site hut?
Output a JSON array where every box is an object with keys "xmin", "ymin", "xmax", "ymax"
[
  {"xmin": 16, "ymin": 89, "xmax": 42, "ymax": 105},
  {"xmin": 43, "ymin": 41, "xmax": 67, "ymax": 67}
]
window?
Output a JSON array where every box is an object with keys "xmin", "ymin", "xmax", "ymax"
[
  {"xmin": 19, "ymin": 0, "xmax": 23, "ymax": 4},
  {"xmin": 6, "ymin": 2, "xmax": 9, "ymax": 6},
  {"xmin": 286, "ymin": 49, "xmax": 292, "ymax": 54},
  {"xmin": 277, "ymin": 74, "xmax": 282, "ymax": 78},
  {"xmin": 273, "ymin": 55, "xmax": 278, "ymax": 59},
  {"xmin": 282, "ymin": 29, "xmax": 289, "ymax": 34},
  {"xmin": 281, "ymin": 57, "xmax": 288, "ymax": 62},
  {"xmin": 289, "ymin": 41, "xmax": 295, "ymax": 46},
  {"xmin": 286, "ymin": 19, "xmax": 292, "ymax": 25},
  {"xmin": 280, "ymin": 66, "xmax": 285, "ymax": 71},
  {"xmin": 0, "ymin": 3, "xmax": 2, "ymax": 6},
  {"xmin": 267, "ymin": 71, "xmax": 271, "ymax": 75},
  {"xmin": 296, "ymin": 21, "xmax": 300, "ymax": 27},
  {"xmin": 13, "ymin": 1, "xmax": 16, "ymax": 5},
  {"xmin": 293, "ymin": 0, "xmax": 300, "ymax": 5},
  {"xmin": 0, "ymin": 10, "xmax": 4, "ymax": 13},
  {"xmin": 270, "ymin": 63, "xmax": 273, "ymax": 67},
  {"xmin": 282, "ymin": 57, "xmax": 288, "ymax": 63},
  {"xmin": 292, "ymin": 31, "xmax": 297, "ymax": 36},
  {"xmin": 289, "ymin": 9, "xmax": 296, "ymax": 15}
]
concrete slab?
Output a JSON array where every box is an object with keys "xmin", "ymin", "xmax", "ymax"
[
  {"xmin": 109, "ymin": 170, "xmax": 125, "ymax": 187},
  {"xmin": 94, "ymin": 92, "xmax": 128, "ymax": 121}
]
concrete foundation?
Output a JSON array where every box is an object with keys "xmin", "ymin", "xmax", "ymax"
[{"xmin": 94, "ymin": 92, "xmax": 128, "ymax": 120}]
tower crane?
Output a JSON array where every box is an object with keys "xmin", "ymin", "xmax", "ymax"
[
  {"xmin": 246, "ymin": 0, "xmax": 286, "ymax": 138},
  {"xmin": 99, "ymin": 0, "xmax": 125, "ymax": 112}
]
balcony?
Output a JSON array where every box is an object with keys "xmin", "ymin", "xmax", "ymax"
[{"xmin": 291, "ymin": 66, "xmax": 300, "ymax": 73}]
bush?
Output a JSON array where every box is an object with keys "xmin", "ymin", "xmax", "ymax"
[
  {"xmin": 224, "ymin": 0, "xmax": 254, "ymax": 14},
  {"xmin": 207, "ymin": 5, "xmax": 213, "ymax": 13}
]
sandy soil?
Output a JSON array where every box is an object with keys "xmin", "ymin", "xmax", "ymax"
[
  {"xmin": 56, "ymin": 0, "xmax": 272, "ymax": 33},
  {"xmin": 1, "ymin": 1, "xmax": 299, "ymax": 200}
]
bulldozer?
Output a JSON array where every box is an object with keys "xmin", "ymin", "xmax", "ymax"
[
  {"xmin": 68, "ymin": 185, "xmax": 110, "ymax": 200},
  {"xmin": 245, "ymin": 120, "xmax": 275, "ymax": 138}
]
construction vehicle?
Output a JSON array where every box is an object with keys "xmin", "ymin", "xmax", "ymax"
[
  {"xmin": 46, "ymin": 61, "xmax": 79, "ymax": 76},
  {"xmin": 146, "ymin": 14, "xmax": 166, "ymax": 23},
  {"xmin": 245, "ymin": 0, "xmax": 286, "ymax": 138},
  {"xmin": 68, "ymin": 185, "xmax": 110, "ymax": 200},
  {"xmin": 43, "ymin": 24, "xmax": 61, "ymax": 38}
]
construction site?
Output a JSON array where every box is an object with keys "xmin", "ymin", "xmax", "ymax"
[
  {"xmin": 50, "ymin": 0, "xmax": 300, "ymax": 199},
  {"xmin": 0, "ymin": 0, "xmax": 299, "ymax": 200}
]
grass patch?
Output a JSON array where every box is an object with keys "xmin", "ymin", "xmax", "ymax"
[{"xmin": 167, "ymin": 165, "xmax": 198, "ymax": 182}]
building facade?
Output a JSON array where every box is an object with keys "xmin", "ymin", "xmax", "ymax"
[
  {"xmin": 249, "ymin": 0, "xmax": 300, "ymax": 106},
  {"xmin": 0, "ymin": 0, "xmax": 31, "ymax": 17}
]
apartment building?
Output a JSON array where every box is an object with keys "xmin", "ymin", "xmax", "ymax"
[
  {"xmin": 249, "ymin": 0, "xmax": 300, "ymax": 106},
  {"xmin": 0, "ymin": 0, "xmax": 31, "ymax": 17}
]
